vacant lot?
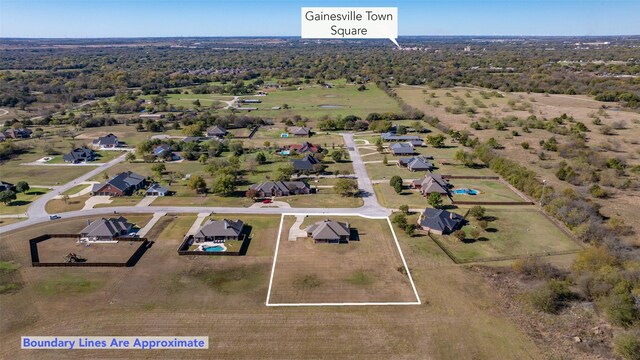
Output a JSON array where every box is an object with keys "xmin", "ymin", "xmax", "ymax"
[
  {"xmin": 269, "ymin": 215, "xmax": 417, "ymax": 304},
  {"xmin": 433, "ymin": 209, "xmax": 581, "ymax": 261},
  {"xmin": 0, "ymin": 211, "xmax": 546, "ymax": 359},
  {"xmin": 373, "ymin": 183, "xmax": 429, "ymax": 209},
  {"xmin": 35, "ymin": 237, "xmax": 142, "ymax": 264}
]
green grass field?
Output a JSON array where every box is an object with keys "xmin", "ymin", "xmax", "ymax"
[
  {"xmin": 0, "ymin": 188, "xmax": 49, "ymax": 215},
  {"xmin": 433, "ymin": 209, "xmax": 580, "ymax": 261}
]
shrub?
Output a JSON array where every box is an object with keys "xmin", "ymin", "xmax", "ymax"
[
  {"xmin": 527, "ymin": 280, "xmax": 573, "ymax": 314},
  {"xmin": 453, "ymin": 230, "xmax": 466, "ymax": 242},
  {"xmin": 520, "ymin": 142, "xmax": 530, "ymax": 149},
  {"xmin": 468, "ymin": 205, "xmax": 486, "ymax": 220},
  {"xmin": 598, "ymin": 285, "xmax": 638, "ymax": 327},
  {"xmin": 589, "ymin": 184, "xmax": 608, "ymax": 198},
  {"xmin": 613, "ymin": 331, "xmax": 640, "ymax": 360}
]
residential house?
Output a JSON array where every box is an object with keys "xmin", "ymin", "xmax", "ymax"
[
  {"xmin": 250, "ymin": 181, "xmax": 310, "ymax": 198},
  {"xmin": 92, "ymin": 134, "xmax": 119, "ymax": 149},
  {"xmin": 411, "ymin": 173, "xmax": 450, "ymax": 197},
  {"xmin": 397, "ymin": 156, "xmax": 433, "ymax": 172},
  {"xmin": 390, "ymin": 142, "xmax": 415, "ymax": 156},
  {"xmin": 206, "ymin": 125, "xmax": 228, "ymax": 139},
  {"xmin": 152, "ymin": 144, "xmax": 176, "ymax": 160},
  {"xmin": 288, "ymin": 126, "xmax": 311, "ymax": 137},
  {"xmin": 91, "ymin": 171, "xmax": 147, "ymax": 196},
  {"xmin": 381, "ymin": 132, "xmax": 422, "ymax": 143},
  {"xmin": 80, "ymin": 216, "xmax": 133, "ymax": 241},
  {"xmin": 0, "ymin": 181, "xmax": 15, "ymax": 192},
  {"xmin": 146, "ymin": 183, "xmax": 170, "ymax": 196},
  {"xmin": 4, "ymin": 128, "xmax": 32, "ymax": 139},
  {"xmin": 182, "ymin": 136, "xmax": 202, "ymax": 144},
  {"xmin": 291, "ymin": 154, "xmax": 320, "ymax": 172},
  {"xmin": 305, "ymin": 219, "xmax": 351, "ymax": 243},
  {"xmin": 193, "ymin": 219, "xmax": 245, "ymax": 243},
  {"xmin": 287, "ymin": 142, "xmax": 321, "ymax": 154},
  {"xmin": 63, "ymin": 147, "xmax": 95, "ymax": 163},
  {"xmin": 139, "ymin": 113, "xmax": 165, "ymax": 119},
  {"xmin": 417, "ymin": 208, "xmax": 464, "ymax": 235}
]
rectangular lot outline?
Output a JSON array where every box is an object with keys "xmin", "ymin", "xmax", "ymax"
[{"xmin": 266, "ymin": 212, "xmax": 421, "ymax": 307}]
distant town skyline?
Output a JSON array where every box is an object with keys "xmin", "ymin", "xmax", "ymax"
[{"xmin": 1, "ymin": 0, "xmax": 639, "ymax": 38}]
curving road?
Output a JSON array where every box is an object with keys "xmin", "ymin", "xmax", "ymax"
[{"xmin": 1, "ymin": 133, "xmax": 391, "ymax": 234}]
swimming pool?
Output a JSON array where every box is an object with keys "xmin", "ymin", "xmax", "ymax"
[
  {"xmin": 452, "ymin": 188, "xmax": 479, "ymax": 195},
  {"xmin": 203, "ymin": 245, "xmax": 226, "ymax": 252}
]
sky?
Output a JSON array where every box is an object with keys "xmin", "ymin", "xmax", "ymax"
[{"xmin": 0, "ymin": 0, "xmax": 638, "ymax": 38}]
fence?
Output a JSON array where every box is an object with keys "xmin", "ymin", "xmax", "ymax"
[
  {"xmin": 29, "ymin": 234, "xmax": 152, "ymax": 267},
  {"xmin": 442, "ymin": 175, "xmax": 500, "ymax": 180},
  {"xmin": 451, "ymin": 200, "xmax": 534, "ymax": 206}
]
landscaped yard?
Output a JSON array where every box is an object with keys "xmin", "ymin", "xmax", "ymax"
[
  {"xmin": 269, "ymin": 215, "xmax": 417, "ymax": 304},
  {"xmin": 45, "ymin": 194, "xmax": 90, "ymax": 213},
  {"xmin": 0, "ymin": 188, "xmax": 49, "ymax": 215},
  {"xmin": 432, "ymin": 208, "xmax": 581, "ymax": 261},
  {"xmin": 373, "ymin": 183, "xmax": 428, "ymax": 209},
  {"xmin": 449, "ymin": 179, "xmax": 528, "ymax": 203}
]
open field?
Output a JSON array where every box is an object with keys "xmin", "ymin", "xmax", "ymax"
[
  {"xmin": 0, "ymin": 188, "xmax": 49, "ymax": 215},
  {"xmin": 433, "ymin": 209, "xmax": 581, "ymax": 261},
  {"xmin": 395, "ymin": 85, "xmax": 640, "ymax": 240},
  {"xmin": 35, "ymin": 237, "xmax": 143, "ymax": 263},
  {"xmin": 0, "ymin": 213, "xmax": 545, "ymax": 359},
  {"xmin": 449, "ymin": 179, "xmax": 526, "ymax": 203},
  {"xmin": 373, "ymin": 183, "xmax": 429, "ymax": 209},
  {"xmin": 268, "ymin": 215, "xmax": 417, "ymax": 304},
  {"xmin": 45, "ymin": 194, "xmax": 90, "ymax": 213}
]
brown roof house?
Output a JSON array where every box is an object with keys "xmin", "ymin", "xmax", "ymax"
[
  {"xmin": 91, "ymin": 171, "xmax": 147, "ymax": 196},
  {"xmin": 417, "ymin": 208, "xmax": 464, "ymax": 235},
  {"xmin": 305, "ymin": 219, "xmax": 351, "ymax": 243},
  {"xmin": 288, "ymin": 126, "xmax": 311, "ymax": 137},
  {"xmin": 411, "ymin": 173, "xmax": 450, "ymax": 197},
  {"xmin": 250, "ymin": 181, "xmax": 310, "ymax": 198},
  {"xmin": 206, "ymin": 126, "xmax": 228, "ymax": 139},
  {"xmin": 194, "ymin": 219, "xmax": 245, "ymax": 243},
  {"xmin": 80, "ymin": 216, "xmax": 133, "ymax": 242}
]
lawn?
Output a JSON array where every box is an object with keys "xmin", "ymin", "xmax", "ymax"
[
  {"xmin": 45, "ymin": 149, "xmax": 125, "ymax": 164},
  {"xmin": 449, "ymin": 179, "xmax": 528, "ymax": 203},
  {"xmin": 61, "ymin": 184, "xmax": 92, "ymax": 195},
  {"xmin": 269, "ymin": 215, "xmax": 417, "ymax": 304},
  {"xmin": 373, "ymin": 183, "xmax": 428, "ymax": 209},
  {"xmin": 432, "ymin": 209, "xmax": 581, "ymax": 262},
  {"xmin": 0, "ymin": 188, "xmax": 49, "ymax": 215},
  {"xmin": 45, "ymin": 194, "xmax": 89, "ymax": 213}
]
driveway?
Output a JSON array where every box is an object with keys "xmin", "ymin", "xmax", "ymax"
[{"xmin": 82, "ymin": 196, "xmax": 111, "ymax": 210}]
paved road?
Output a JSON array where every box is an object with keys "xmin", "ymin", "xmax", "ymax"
[
  {"xmin": 25, "ymin": 153, "xmax": 128, "ymax": 218},
  {"xmin": 341, "ymin": 132, "xmax": 388, "ymax": 215}
]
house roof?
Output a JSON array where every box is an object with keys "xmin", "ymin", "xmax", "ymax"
[
  {"xmin": 288, "ymin": 142, "xmax": 320, "ymax": 153},
  {"xmin": 413, "ymin": 173, "xmax": 449, "ymax": 194},
  {"xmin": 390, "ymin": 142, "xmax": 415, "ymax": 154},
  {"xmin": 291, "ymin": 154, "xmax": 319, "ymax": 171},
  {"xmin": 146, "ymin": 183, "xmax": 169, "ymax": 194},
  {"xmin": 289, "ymin": 126, "xmax": 311, "ymax": 136},
  {"xmin": 403, "ymin": 156, "xmax": 433, "ymax": 170},
  {"xmin": 92, "ymin": 134, "xmax": 118, "ymax": 146},
  {"xmin": 419, "ymin": 208, "xmax": 463, "ymax": 233},
  {"xmin": 0, "ymin": 180, "xmax": 14, "ymax": 190},
  {"xmin": 206, "ymin": 126, "xmax": 227, "ymax": 137},
  {"xmin": 305, "ymin": 219, "xmax": 350, "ymax": 240},
  {"xmin": 381, "ymin": 132, "xmax": 422, "ymax": 141},
  {"xmin": 153, "ymin": 144, "xmax": 172, "ymax": 156},
  {"xmin": 63, "ymin": 147, "xmax": 94, "ymax": 162},
  {"xmin": 195, "ymin": 219, "xmax": 244, "ymax": 238},
  {"xmin": 106, "ymin": 171, "xmax": 146, "ymax": 192},
  {"xmin": 80, "ymin": 216, "xmax": 132, "ymax": 237},
  {"xmin": 182, "ymin": 136, "xmax": 202, "ymax": 143},
  {"xmin": 250, "ymin": 181, "xmax": 308, "ymax": 193}
]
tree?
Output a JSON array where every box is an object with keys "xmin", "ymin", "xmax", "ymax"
[
  {"xmin": 334, "ymin": 178, "xmax": 359, "ymax": 197},
  {"xmin": 392, "ymin": 213, "xmax": 408, "ymax": 229},
  {"xmin": 151, "ymin": 163, "xmax": 166, "ymax": 179},
  {"xmin": 375, "ymin": 137, "xmax": 384, "ymax": 153},
  {"xmin": 357, "ymin": 84, "xmax": 366, "ymax": 91},
  {"xmin": 405, "ymin": 223, "xmax": 416, "ymax": 236},
  {"xmin": 0, "ymin": 190, "xmax": 16, "ymax": 205},
  {"xmin": 382, "ymin": 155, "xmax": 388, "ymax": 166},
  {"xmin": 188, "ymin": 175, "xmax": 207, "ymax": 194},
  {"xmin": 469, "ymin": 205, "xmax": 486, "ymax": 220},
  {"xmin": 198, "ymin": 154, "xmax": 208, "ymax": 164},
  {"xmin": 245, "ymin": 188, "xmax": 258, "ymax": 200},
  {"xmin": 181, "ymin": 124, "xmax": 203, "ymax": 137},
  {"xmin": 453, "ymin": 230, "xmax": 466, "ymax": 242},
  {"xmin": 275, "ymin": 164, "xmax": 295, "ymax": 181},
  {"xmin": 470, "ymin": 228, "xmax": 480, "ymax": 239},
  {"xmin": 399, "ymin": 204, "xmax": 409, "ymax": 215},
  {"xmin": 255, "ymin": 152, "xmax": 267, "ymax": 164},
  {"xmin": 211, "ymin": 175, "xmax": 236, "ymax": 196},
  {"xmin": 125, "ymin": 152, "xmax": 136, "ymax": 162},
  {"xmin": 15, "ymin": 181, "xmax": 29, "ymax": 193},
  {"xmin": 331, "ymin": 150, "xmax": 342, "ymax": 163},
  {"xmin": 426, "ymin": 134, "xmax": 446, "ymax": 148},
  {"xmin": 61, "ymin": 194, "xmax": 70, "ymax": 204},
  {"xmin": 393, "ymin": 181, "xmax": 403, "ymax": 194},
  {"xmin": 454, "ymin": 149, "xmax": 475, "ymax": 167},
  {"xmin": 229, "ymin": 141, "xmax": 244, "ymax": 156},
  {"xmin": 390, "ymin": 175, "xmax": 403, "ymax": 189},
  {"xmin": 427, "ymin": 193, "xmax": 443, "ymax": 208},
  {"xmin": 411, "ymin": 121, "xmax": 424, "ymax": 133}
]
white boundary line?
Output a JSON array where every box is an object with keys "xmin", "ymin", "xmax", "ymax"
[{"xmin": 266, "ymin": 212, "xmax": 421, "ymax": 307}]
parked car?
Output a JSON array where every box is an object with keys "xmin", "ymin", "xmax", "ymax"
[
  {"xmin": 262, "ymin": 199, "xmax": 272, "ymax": 204},
  {"xmin": 49, "ymin": 215, "xmax": 61, "ymax": 220}
]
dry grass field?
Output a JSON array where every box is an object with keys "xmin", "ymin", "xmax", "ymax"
[
  {"xmin": 395, "ymin": 85, "xmax": 640, "ymax": 241},
  {"xmin": 35, "ymin": 237, "xmax": 142, "ymax": 264},
  {"xmin": 0, "ymin": 213, "xmax": 546, "ymax": 359},
  {"xmin": 268, "ymin": 215, "xmax": 417, "ymax": 304}
]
